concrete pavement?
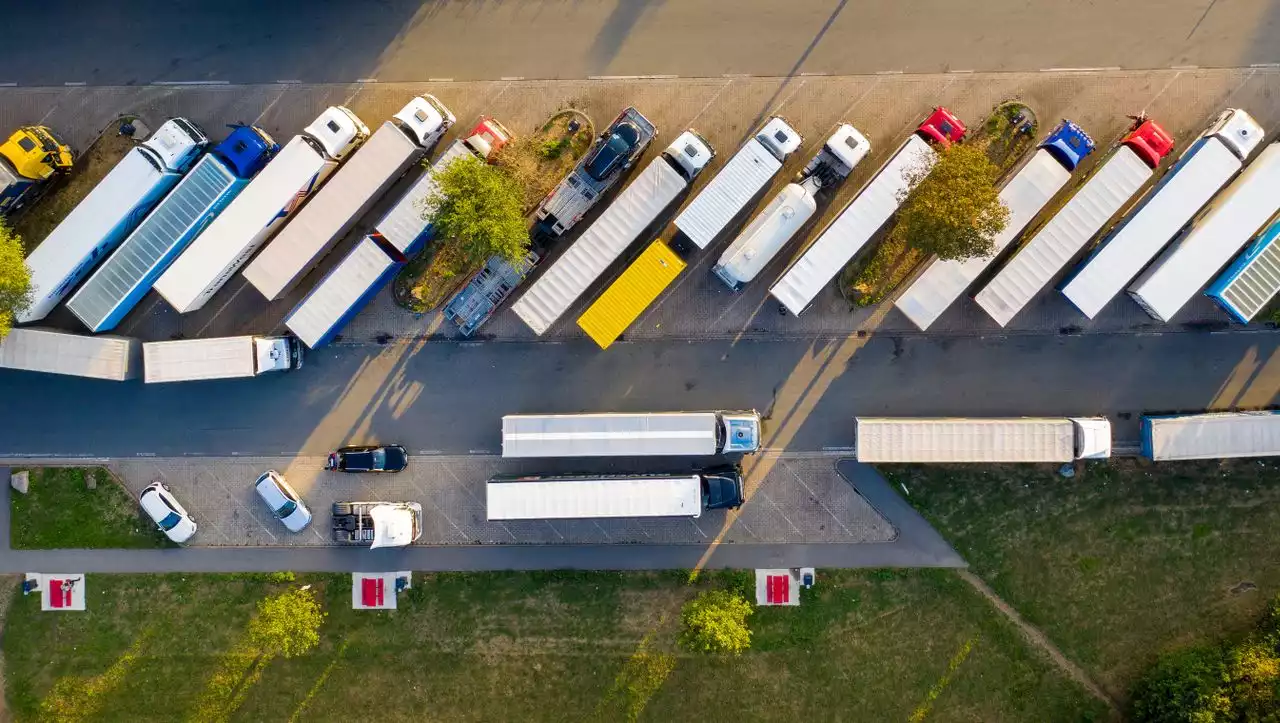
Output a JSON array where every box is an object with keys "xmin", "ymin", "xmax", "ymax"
[
  {"xmin": 8, "ymin": 0, "xmax": 1280, "ymax": 85},
  {"xmin": 2, "ymin": 332, "xmax": 1278, "ymax": 458}
]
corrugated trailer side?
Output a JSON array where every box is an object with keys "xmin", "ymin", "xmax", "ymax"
[
  {"xmin": 284, "ymin": 237, "xmax": 401, "ymax": 349},
  {"xmin": 854, "ymin": 417, "xmax": 1077, "ymax": 463},
  {"xmin": 1141, "ymin": 411, "xmax": 1280, "ymax": 460},
  {"xmin": 577, "ymin": 240, "xmax": 686, "ymax": 349},
  {"xmin": 0, "ymin": 328, "xmax": 140, "ymax": 381}
]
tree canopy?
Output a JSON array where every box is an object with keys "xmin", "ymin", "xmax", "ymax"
[
  {"xmin": 425, "ymin": 155, "xmax": 529, "ymax": 272},
  {"xmin": 891, "ymin": 143, "xmax": 1009, "ymax": 262},
  {"xmin": 679, "ymin": 589, "xmax": 754, "ymax": 655},
  {"xmin": 0, "ymin": 222, "xmax": 31, "ymax": 339},
  {"xmin": 246, "ymin": 587, "xmax": 326, "ymax": 659}
]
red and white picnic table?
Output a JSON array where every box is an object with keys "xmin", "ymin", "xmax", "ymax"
[
  {"xmin": 25, "ymin": 573, "xmax": 87, "ymax": 611},
  {"xmin": 351, "ymin": 572, "xmax": 412, "ymax": 610},
  {"xmin": 754, "ymin": 568, "xmax": 816, "ymax": 607}
]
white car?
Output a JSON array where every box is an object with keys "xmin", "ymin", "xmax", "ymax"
[
  {"xmin": 254, "ymin": 470, "xmax": 312, "ymax": 532},
  {"xmin": 139, "ymin": 482, "xmax": 197, "ymax": 543}
]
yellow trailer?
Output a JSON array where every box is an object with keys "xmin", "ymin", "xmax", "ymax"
[{"xmin": 577, "ymin": 239, "xmax": 685, "ymax": 349}]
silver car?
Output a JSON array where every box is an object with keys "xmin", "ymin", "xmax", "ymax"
[{"xmin": 253, "ymin": 470, "xmax": 312, "ymax": 532}]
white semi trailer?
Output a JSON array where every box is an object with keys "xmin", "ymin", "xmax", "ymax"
[
  {"xmin": 895, "ymin": 120, "xmax": 1095, "ymax": 331},
  {"xmin": 20, "ymin": 119, "xmax": 208, "ymax": 322},
  {"xmin": 673, "ymin": 117, "xmax": 802, "ymax": 249},
  {"xmin": 510, "ymin": 131, "xmax": 714, "ymax": 335},
  {"xmin": 486, "ymin": 468, "xmax": 745, "ymax": 521},
  {"xmin": 1141, "ymin": 412, "xmax": 1280, "ymax": 460},
  {"xmin": 501, "ymin": 411, "xmax": 762, "ymax": 458},
  {"xmin": 853, "ymin": 417, "xmax": 1112, "ymax": 463},
  {"xmin": 142, "ymin": 335, "xmax": 303, "ymax": 383},
  {"xmin": 154, "ymin": 107, "xmax": 369, "ymax": 313},
  {"xmin": 974, "ymin": 118, "xmax": 1175, "ymax": 326},
  {"xmin": 242, "ymin": 96, "xmax": 454, "ymax": 301},
  {"xmin": 0, "ymin": 328, "xmax": 140, "ymax": 381},
  {"xmin": 1061, "ymin": 108, "xmax": 1264, "ymax": 319}
]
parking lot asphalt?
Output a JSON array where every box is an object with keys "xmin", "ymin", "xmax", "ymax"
[{"xmin": 8, "ymin": 0, "xmax": 1280, "ymax": 85}]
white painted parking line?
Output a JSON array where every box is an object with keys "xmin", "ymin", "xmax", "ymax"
[
  {"xmin": 64, "ymin": 81, "xmax": 87, "ymax": 86},
  {"xmin": 275, "ymin": 79, "xmax": 302, "ymax": 84},
  {"xmin": 1040, "ymin": 66, "xmax": 1121, "ymax": 72},
  {"xmin": 500, "ymin": 76, "xmax": 524, "ymax": 81},
  {"xmin": 0, "ymin": 82, "xmax": 17, "ymax": 87},
  {"xmin": 589, "ymin": 75, "xmax": 641, "ymax": 80},
  {"xmin": 428, "ymin": 77, "xmax": 454, "ymax": 82},
  {"xmin": 948, "ymin": 69, "xmax": 975, "ymax": 74},
  {"xmin": 467, "ymin": 449, "xmax": 496, "ymax": 455},
  {"xmin": 416, "ymin": 450, "xmax": 443, "ymax": 455},
  {"xmin": 1171, "ymin": 65, "xmax": 1200, "ymax": 70},
  {"xmin": 1251, "ymin": 63, "xmax": 1280, "ymax": 68},
  {"xmin": 722, "ymin": 73, "xmax": 751, "ymax": 78},
  {"xmin": 136, "ymin": 452, "xmax": 157, "ymax": 457},
  {"xmin": 876, "ymin": 69, "xmax": 904, "ymax": 75},
  {"xmin": 799, "ymin": 72, "xmax": 829, "ymax": 77},
  {"xmin": 152, "ymin": 80, "xmax": 230, "ymax": 85},
  {"xmin": 356, "ymin": 78, "xmax": 378, "ymax": 83}
]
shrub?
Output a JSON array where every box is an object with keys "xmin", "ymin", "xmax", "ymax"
[{"xmin": 679, "ymin": 589, "xmax": 753, "ymax": 655}]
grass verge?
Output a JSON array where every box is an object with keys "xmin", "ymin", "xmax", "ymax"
[
  {"xmin": 3, "ymin": 569, "xmax": 1107, "ymax": 721},
  {"xmin": 9, "ymin": 467, "xmax": 165, "ymax": 549},
  {"xmin": 892, "ymin": 458, "xmax": 1280, "ymax": 702}
]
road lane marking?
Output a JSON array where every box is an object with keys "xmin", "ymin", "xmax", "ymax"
[
  {"xmin": 275, "ymin": 79, "xmax": 302, "ymax": 84},
  {"xmin": 356, "ymin": 78, "xmax": 378, "ymax": 83},
  {"xmin": 428, "ymin": 78, "xmax": 454, "ymax": 82},
  {"xmin": 0, "ymin": 82, "xmax": 17, "ymax": 87},
  {"xmin": 500, "ymin": 76, "xmax": 524, "ymax": 81},
  {"xmin": 152, "ymin": 80, "xmax": 230, "ymax": 85},
  {"xmin": 876, "ymin": 70, "xmax": 904, "ymax": 75},
  {"xmin": 1040, "ymin": 66, "xmax": 1120, "ymax": 72},
  {"xmin": 64, "ymin": 81, "xmax": 87, "ymax": 86}
]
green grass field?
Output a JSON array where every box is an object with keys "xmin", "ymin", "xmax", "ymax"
[
  {"xmin": 9, "ymin": 467, "xmax": 165, "ymax": 549},
  {"xmin": 3, "ymin": 569, "xmax": 1105, "ymax": 722}
]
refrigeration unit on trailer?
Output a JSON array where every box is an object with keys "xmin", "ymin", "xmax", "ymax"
[
  {"xmin": 153, "ymin": 107, "xmax": 369, "ymax": 314},
  {"xmin": 1206, "ymin": 216, "xmax": 1280, "ymax": 323},
  {"xmin": 511, "ymin": 131, "xmax": 713, "ymax": 335},
  {"xmin": 1127, "ymin": 143, "xmax": 1280, "ymax": 322},
  {"xmin": 0, "ymin": 328, "xmax": 140, "ymax": 381},
  {"xmin": 142, "ymin": 335, "xmax": 303, "ymax": 383},
  {"xmin": 243, "ymin": 96, "xmax": 454, "ymax": 301},
  {"xmin": 853, "ymin": 417, "xmax": 1112, "ymax": 463},
  {"xmin": 575, "ymin": 239, "xmax": 684, "ymax": 349},
  {"xmin": 19, "ymin": 119, "xmax": 208, "ymax": 323},
  {"xmin": 1141, "ymin": 411, "xmax": 1280, "ymax": 460},
  {"xmin": 712, "ymin": 124, "xmax": 870, "ymax": 290},
  {"xmin": 895, "ymin": 120, "xmax": 1096, "ymax": 331},
  {"xmin": 768, "ymin": 108, "xmax": 967, "ymax": 316},
  {"xmin": 673, "ymin": 117, "xmax": 802, "ymax": 249},
  {"xmin": 485, "ymin": 467, "xmax": 744, "ymax": 521},
  {"xmin": 501, "ymin": 410, "xmax": 762, "ymax": 458},
  {"xmin": 534, "ymin": 107, "xmax": 657, "ymax": 236},
  {"xmin": 66, "ymin": 126, "xmax": 279, "ymax": 332},
  {"xmin": 974, "ymin": 119, "xmax": 1174, "ymax": 326},
  {"xmin": 1061, "ymin": 108, "xmax": 1264, "ymax": 318}
]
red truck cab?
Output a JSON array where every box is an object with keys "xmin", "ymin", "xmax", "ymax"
[
  {"xmin": 1120, "ymin": 119, "xmax": 1176, "ymax": 169},
  {"xmin": 464, "ymin": 116, "xmax": 513, "ymax": 160},
  {"xmin": 916, "ymin": 107, "xmax": 967, "ymax": 147}
]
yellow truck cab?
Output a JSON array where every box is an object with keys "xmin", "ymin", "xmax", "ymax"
[{"xmin": 0, "ymin": 125, "xmax": 74, "ymax": 214}]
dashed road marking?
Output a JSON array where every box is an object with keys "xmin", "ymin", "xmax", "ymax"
[
  {"xmin": 64, "ymin": 81, "xmax": 87, "ymax": 86},
  {"xmin": 1040, "ymin": 66, "xmax": 1120, "ymax": 72},
  {"xmin": 0, "ymin": 82, "xmax": 17, "ymax": 87},
  {"xmin": 275, "ymin": 79, "xmax": 302, "ymax": 84},
  {"xmin": 152, "ymin": 80, "xmax": 230, "ymax": 85},
  {"xmin": 500, "ymin": 76, "xmax": 524, "ymax": 81},
  {"xmin": 876, "ymin": 69, "xmax": 904, "ymax": 75},
  {"xmin": 429, "ymin": 77, "xmax": 454, "ymax": 82},
  {"xmin": 356, "ymin": 77, "xmax": 378, "ymax": 83}
]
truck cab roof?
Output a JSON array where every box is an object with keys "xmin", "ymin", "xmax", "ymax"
[
  {"xmin": 1, "ymin": 126, "xmax": 73, "ymax": 180},
  {"xmin": 369, "ymin": 503, "xmax": 423, "ymax": 548},
  {"xmin": 393, "ymin": 95, "xmax": 456, "ymax": 147},
  {"xmin": 756, "ymin": 117, "xmax": 804, "ymax": 161},
  {"xmin": 213, "ymin": 125, "xmax": 279, "ymax": 179},
  {"xmin": 665, "ymin": 130, "xmax": 715, "ymax": 180},
  {"xmin": 824, "ymin": 124, "xmax": 871, "ymax": 170},
  {"xmin": 1121, "ymin": 119, "xmax": 1175, "ymax": 169},
  {"xmin": 144, "ymin": 118, "xmax": 208, "ymax": 172},
  {"xmin": 1204, "ymin": 108, "xmax": 1264, "ymax": 160},
  {"xmin": 463, "ymin": 116, "xmax": 513, "ymax": 160},
  {"xmin": 916, "ymin": 107, "xmax": 967, "ymax": 147},
  {"xmin": 1039, "ymin": 120, "xmax": 1095, "ymax": 172},
  {"xmin": 304, "ymin": 106, "xmax": 370, "ymax": 160}
]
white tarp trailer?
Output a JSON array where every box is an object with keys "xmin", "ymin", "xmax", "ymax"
[
  {"xmin": 486, "ymin": 475, "xmax": 704, "ymax": 520},
  {"xmin": 0, "ymin": 328, "xmax": 140, "ymax": 381},
  {"xmin": 853, "ymin": 417, "xmax": 1112, "ymax": 463},
  {"xmin": 1141, "ymin": 411, "xmax": 1280, "ymax": 460}
]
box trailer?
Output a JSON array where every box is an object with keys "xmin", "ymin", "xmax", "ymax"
[
  {"xmin": 674, "ymin": 117, "xmax": 802, "ymax": 249},
  {"xmin": 511, "ymin": 131, "xmax": 713, "ymax": 335},
  {"xmin": 576, "ymin": 239, "xmax": 685, "ymax": 349},
  {"xmin": 242, "ymin": 96, "xmax": 454, "ymax": 301},
  {"xmin": 283, "ymin": 237, "xmax": 401, "ymax": 348},
  {"xmin": 1127, "ymin": 143, "xmax": 1280, "ymax": 322},
  {"xmin": 153, "ymin": 107, "xmax": 369, "ymax": 314},
  {"xmin": 142, "ymin": 335, "xmax": 302, "ymax": 383},
  {"xmin": 0, "ymin": 328, "xmax": 140, "ymax": 381},
  {"xmin": 853, "ymin": 416, "xmax": 1112, "ymax": 463},
  {"xmin": 19, "ymin": 119, "xmax": 208, "ymax": 323},
  {"xmin": 769, "ymin": 108, "xmax": 967, "ymax": 316},
  {"xmin": 501, "ymin": 410, "xmax": 761, "ymax": 458},
  {"xmin": 66, "ymin": 126, "xmax": 278, "ymax": 332},
  {"xmin": 974, "ymin": 119, "xmax": 1174, "ymax": 326},
  {"xmin": 895, "ymin": 120, "xmax": 1095, "ymax": 331},
  {"xmin": 1205, "ymin": 216, "xmax": 1280, "ymax": 323},
  {"xmin": 712, "ymin": 124, "xmax": 870, "ymax": 290},
  {"xmin": 486, "ymin": 467, "xmax": 744, "ymax": 521},
  {"xmin": 1061, "ymin": 109, "xmax": 1264, "ymax": 319},
  {"xmin": 1141, "ymin": 411, "xmax": 1280, "ymax": 460}
]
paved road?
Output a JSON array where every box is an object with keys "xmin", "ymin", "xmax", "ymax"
[
  {"xmin": 2, "ymin": 332, "xmax": 1278, "ymax": 458},
  {"xmin": 10, "ymin": 0, "xmax": 1280, "ymax": 86}
]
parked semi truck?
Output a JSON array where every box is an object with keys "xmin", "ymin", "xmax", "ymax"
[
  {"xmin": 243, "ymin": 96, "xmax": 454, "ymax": 301},
  {"xmin": 1141, "ymin": 411, "xmax": 1280, "ymax": 461},
  {"xmin": 1205, "ymin": 216, "xmax": 1280, "ymax": 322},
  {"xmin": 501, "ymin": 410, "xmax": 762, "ymax": 457},
  {"xmin": 575, "ymin": 239, "xmax": 684, "ymax": 348},
  {"xmin": 534, "ymin": 108, "xmax": 657, "ymax": 237},
  {"xmin": 20, "ymin": 119, "xmax": 208, "ymax": 323},
  {"xmin": 486, "ymin": 467, "xmax": 745, "ymax": 521},
  {"xmin": 769, "ymin": 108, "xmax": 967, "ymax": 316},
  {"xmin": 1061, "ymin": 108, "xmax": 1264, "ymax": 318},
  {"xmin": 712, "ymin": 124, "xmax": 870, "ymax": 290},
  {"xmin": 853, "ymin": 416, "xmax": 1112, "ymax": 463},
  {"xmin": 286, "ymin": 117, "xmax": 512, "ymax": 349},
  {"xmin": 511, "ymin": 130, "xmax": 714, "ymax": 335},
  {"xmin": 142, "ymin": 335, "xmax": 302, "ymax": 383},
  {"xmin": 0, "ymin": 125, "xmax": 74, "ymax": 215},
  {"xmin": 1127, "ymin": 143, "xmax": 1280, "ymax": 322},
  {"xmin": 974, "ymin": 118, "xmax": 1175, "ymax": 326},
  {"xmin": 895, "ymin": 120, "xmax": 1096, "ymax": 331},
  {"xmin": 154, "ymin": 107, "xmax": 369, "ymax": 314},
  {"xmin": 0, "ymin": 328, "xmax": 140, "ymax": 381},
  {"xmin": 673, "ymin": 117, "xmax": 802, "ymax": 249},
  {"xmin": 66, "ymin": 126, "xmax": 279, "ymax": 333},
  {"xmin": 331, "ymin": 501, "xmax": 422, "ymax": 547}
]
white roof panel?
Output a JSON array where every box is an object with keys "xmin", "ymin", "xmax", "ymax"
[
  {"xmin": 376, "ymin": 139, "xmax": 475, "ymax": 252},
  {"xmin": 714, "ymin": 183, "xmax": 817, "ymax": 287},
  {"xmin": 143, "ymin": 336, "xmax": 255, "ymax": 383},
  {"xmin": 1144, "ymin": 412, "xmax": 1280, "ymax": 460},
  {"xmin": 487, "ymin": 476, "xmax": 703, "ymax": 520},
  {"xmin": 675, "ymin": 139, "xmax": 783, "ymax": 248},
  {"xmin": 502, "ymin": 412, "xmax": 719, "ymax": 457},
  {"xmin": 285, "ymin": 237, "xmax": 398, "ymax": 348},
  {"xmin": 854, "ymin": 417, "xmax": 1077, "ymax": 463},
  {"xmin": 0, "ymin": 328, "xmax": 139, "ymax": 381}
]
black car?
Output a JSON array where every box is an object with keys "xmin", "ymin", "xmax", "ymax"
[
  {"xmin": 325, "ymin": 445, "xmax": 409, "ymax": 473},
  {"xmin": 584, "ymin": 122, "xmax": 641, "ymax": 181}
]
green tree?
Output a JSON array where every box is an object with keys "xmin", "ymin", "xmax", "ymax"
[
  {"xmin": 246, "ymin": 587, "xmax": 326, "ymax": 659},
  {"xmin": 1129, "ymin": 645, "xmax": 1225, "ymax": 722},
  {"xmin": 679, "ymin": 589, "xmax": 754, "ymax": 655},
  {"xmin": 891, "ymin": 143, "xmax": 1009, "ymax": 262},
  {"xmin": 0, "ymin": 222, "xmax": 31, "ymax": 339},
  {"xmin": 425, "ymin": 154, "xmax": 529, "ymax": 276}
]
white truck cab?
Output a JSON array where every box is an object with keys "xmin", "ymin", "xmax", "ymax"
[
  {"xmin": 666, "ymin": 130, "xmax": 715, "ymax": 180},
  {"xmin": 1071, "ymin": 417, "xmax": 1113, "ymax": 459},
  {"xmin": 756, "ymin": 117, "xmax": 804, "ymax": 160},
  {"xmin": 394, "ymin": 94, "xmax": 456, "ymax": 148},
  {"xmin": 145, "ymin": 118, "xmax": 209, "ymax": 170},
  {"xmin": 304, "ymin": 106, "xmax": 370, "ymax": 161}
]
